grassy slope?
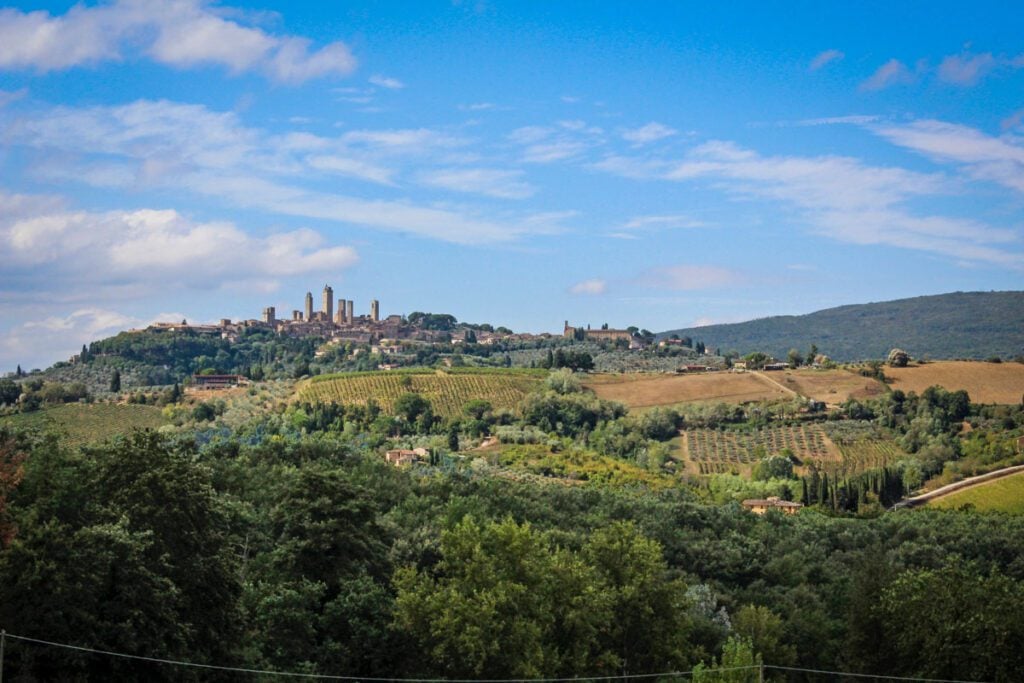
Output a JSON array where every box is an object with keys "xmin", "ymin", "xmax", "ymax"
[
  {"xmin": 929, "ymin": 471, "xmax": 1024, "ymax": 513},
  {"xmin": 659, "ymin": 291, "xmax": 1024, "ymax": 362},
  {"xmin": 0, "ymin": 403, "xmax": 166, "ymax": 448}
]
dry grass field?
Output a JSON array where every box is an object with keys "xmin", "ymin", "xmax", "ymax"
[
  {"xmin": 584, "ymin": 372, "xmax": 788, "ymax": 408},
  {"xmin": 885, "ymin": 361, "xmax": 1024, "ymax": 404},
  {"xmin": 774, "ymin": 369, "xmax": 887, "ymax": 405}
]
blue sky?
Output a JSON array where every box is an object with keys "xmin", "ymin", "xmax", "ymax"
[{"xmin": 1, "ymin": 1, "xmax": 1023, "ymax": 371}]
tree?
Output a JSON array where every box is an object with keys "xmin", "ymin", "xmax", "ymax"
[
  {"xmin": 109, "ymin": 369, "xmax": 121, "ymax": 392},
  {"xmin": 393, "ymin": 392, "xmax": 433, "ymax": 433},
  {"xmin": 887, "ymin": 348, "xmax": 909, "ymax": 367},
  {"xmin": 0, "ymin": 378, "xmax": 20, "ymax": 406},
  {"xmin": 786, "ymin": 349, "xmax": 803, "ymax": 369},
  {"xmin": 732, "ymin": 605, "xmax": 795, "ymax": 669},
  {"xmin": 692, "ymin": 636, "xmax": 762, "ymax": 683}
]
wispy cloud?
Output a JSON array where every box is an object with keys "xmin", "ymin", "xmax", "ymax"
[
  {"xmin": 860, "ymin": 59, "xmax": 915, "ymax": 91},
  {"xmin": 639, "ymin": 265, "xmax": 743, "ymax": 291},
  {"xmin": 369, "ymin": 74, "xmax": 404, "ymax": 89},
  {"xmin": 1002, "ymin": 109, "xmax": 1024, "ymax": 131},
  {"xmin": 597, "ymin": 137, "xmax": 1021, "ymax": 268},
  {"xmin": 871, "ymin": 119, "xmax": 1024, "ymax": 193},
  {"xmin": 569, "ymin": 279, "xmax": 607, "ymax": 295},
  {"xmin": 809, "ymin": 49, "xmax": 844, "ymax": 71},
  {"xmin": 3, "ymin": 98, "xmax": 563, "ymax": 245},
  {"xmin": 417, "ymin": 168, "xmax": 535, "ymax": 199},
  {"xmin": 798, "ymin": 115, "xmax": 880, "ymax": 126},
  {"xmin": 622, "ymin": 122, "xmax": 677, "ymax": 145},
  {"xmin": 508, "ymin": 122, "xmax": 603, "ymax": 164},
  {"xmin": 937, "ymin": 52, "xmax": 997, "ymax": 86},
  {"xmin": 0, "ymin": 0, "xmax": 356, "ymax": 84}
]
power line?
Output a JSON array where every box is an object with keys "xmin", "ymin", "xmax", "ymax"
[
  {"xmin": 0, "ymin": 631, "xmax": 746, "ymax": 682},
  {"xmin": 766, "ymin": 665, "xmax": 990, "ymax": 683},
  {"xmin": 0, "ymin": 631, "xmax": 995, "ymax": 683}
]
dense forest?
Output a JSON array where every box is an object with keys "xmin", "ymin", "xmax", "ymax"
[
  {"xmin": 660, "ymin": 290, "xmax": 1024, "ymax": 362},
  {"xmin": 3, "ymin": 367, "xmax": 1024, "ymax": 681}
]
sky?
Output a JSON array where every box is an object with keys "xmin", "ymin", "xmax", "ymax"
[{"xmin": 1, "ymin": 1, "xmax": 1023, "ymax": 371}]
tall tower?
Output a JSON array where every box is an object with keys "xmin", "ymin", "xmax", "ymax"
[
  {"xmin": 322, "ymin": 285, "xmax": 333, "ymax": 323},
  {"xmin": 335, "ymin": 299, "xmax": 345, "ymax": 324},
  {"xmin": 304, "ymin": 292, "xmax": 313, "ymax": 321},
  {"xmin": 370, "ymin": 299, "xmax": 379, "ymax": 322},
  {"xmin": 263, "ymin": 307, "xmax": 276, "ymax": 325},
  {"xmin": 346, "ymin": 300, "xmax": 354, "ymax": 322}
]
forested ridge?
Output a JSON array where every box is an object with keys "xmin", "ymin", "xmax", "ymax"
[
  {"xmin": 660, "ymin": 290, "xmax": 1024, "ymax": 361},
  {"xmin": 2, "ymin": 374, "xmax": 1024, "ymax": 681}
]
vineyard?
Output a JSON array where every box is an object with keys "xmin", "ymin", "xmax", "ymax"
[
  {"xmin": 296, "ymin": 368, "xmax": 545, "ymax": 417},
  {"xmin": 0, "ymin": 403, "xmax": 166, "ymax": 448},
  {"xmin": 682, "ymin": 421, "xmax": 906, "ymax": 476}
]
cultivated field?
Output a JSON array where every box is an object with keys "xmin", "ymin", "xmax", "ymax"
[
  {"xmin": 0, "ymin": 403, "xmax": 166, "ymax": 447},
  {"xmin": 584, "ymin": 372, "xmax": 787, "ymax": 408},
  {"xmin": 885, "ymin": 361, "xmax": 1024, "ymax": 404},
  {"xmin": 295, "ymin": 368, "xmax": 545, "ymax": 417},
  {"xmin": 774, "ymin": 369, "xmax": 887, "ymax": 405},
  {"xmin": 681, "ymin": 421, "xmax": 904, "ymax": 476},
  {"xmin": 928, "ymin": 471, "xmax": 1024, "ymax": 513}
]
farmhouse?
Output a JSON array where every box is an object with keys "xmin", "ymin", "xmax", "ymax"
[
  {"xmin": 385, "ymin": 447, "xmax": 429, "ymax": 467},
  {"xmin": 192, "ymin": 374, "xmax": 247, "ymax": 390},
  {"xmin": 741, "ymin": 497, "xmax": 803, "ymax": 515}
]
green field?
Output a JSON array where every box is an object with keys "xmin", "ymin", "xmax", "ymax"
[
  {"xmin": 929, "ymin": 472, "xmax": 1024, "ymax": 513},
  {"xmin": 0, "ymin": 403, "xmax": 166, "ymax": 447},
  {"xmin": 296, "ymin": 368, "xmax": 546, "ymax": 417}
]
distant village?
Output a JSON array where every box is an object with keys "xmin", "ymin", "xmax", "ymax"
[{"xmin": 135, "ymin": 283, "xmax": 690, "ymax": 352}]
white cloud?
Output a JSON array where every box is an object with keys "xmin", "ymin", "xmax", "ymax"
[
  {"xmin": 871, "ymin": 119, "xmax": 1024, "ymax": 194},
  {"xmin": 0, "ymin": 87, "xmax": 27, "ymax": 108},
  {"xmin": 569, "ymin": 279, "xmax": 607, "ymax": 295},
  {"xmin": 2, "ymin": 308, "xmax": 142, "ymax": 371},
  {"xmin": 809, "ymin": 49, "xmax": 844, "ymax": 71},
  {"xmin": 417, "ymin": 168, "xmax": 535, "ymax": 199},
  {"xmin": 0, "ymin": 190, "xmax": 359, "ymax": 292},
  {"xmin": 622, "ymin": 122, "xmax": 677, "ymax": 145},
  {"xmin": 937, "ymin": 52, "xmax": 997, "ymax": 86},
  {"xmin": 597, "ymin": 137, "xmax": 1021, "ymax": 268},
  {"xmin": 4, "ymin": 98, "xmax": 563, "ymax": 245},
  {"xmin": 306, "ymin": 155, "xmax": 396, "ymax": 185},
  {"xmin": 0, "ymin": 0, "xmax": 356, "ymax": 84},
  {"xmin": 640, "ymin": 265, "xmax": 743, "ymax": 291},
  {"xmin": 369, "ymin": 74, "xmax": 404, "ymax": 89},
  {"xmin": 1003, "ymin": 109, "xmax": 1024, "ymax": 131},
  {"xmin": 860, "ymin": 59, "xmax": 914, "ymax": 91},
  {"xmin": 508, "ymin": 122, "xmax": 602, "ymax": 164},
  {"xmin": 621, "ymin": 215, "xmax": 704, "ymax": 231},
  {"xmin": 798, "ymin": 115, "xmax": 880, "ymax": 126}
]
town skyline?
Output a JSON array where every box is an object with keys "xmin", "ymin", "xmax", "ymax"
[{"xmin": 2, "ymin": 1, "xmax": 1023, "ymax": 371}]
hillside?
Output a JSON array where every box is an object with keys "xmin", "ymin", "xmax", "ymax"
[
  {"xmin": 295, "ymin": 368, "xmax": 545, "ymax": 417},
  {"xmin": 660, "ymin": 291, "xmax": 1024, "ymax": 362}
]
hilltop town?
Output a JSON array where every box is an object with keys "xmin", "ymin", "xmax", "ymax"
[{"xmin": 136, "ymin": 283, "xmax": 658, "ymax": 350}]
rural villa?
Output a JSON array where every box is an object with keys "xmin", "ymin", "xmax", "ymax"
[{"xmin": 741, "ymin": 497, "xmax": 804, "ymax": 515}]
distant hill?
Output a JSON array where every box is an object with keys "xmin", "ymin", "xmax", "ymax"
[{"xmin": 660, "ymin": 291, "xmax": 1024, "ymax": 362}]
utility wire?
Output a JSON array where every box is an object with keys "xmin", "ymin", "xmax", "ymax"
[
  {"xmin": 0, "ymin": 631, "xmax": 995, "ymax": 683},
  {"xmin": 0, "ymin": 631, "xmax": 746, "ymax": 681},
  {"xmin": 765, "ymin": 665, "xmax": 990, "ymax": 683}
]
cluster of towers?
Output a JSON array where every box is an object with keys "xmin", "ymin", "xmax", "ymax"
[{"xmin": 261, "ymin": 285, "xmax": 379, "ymax": 327}]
